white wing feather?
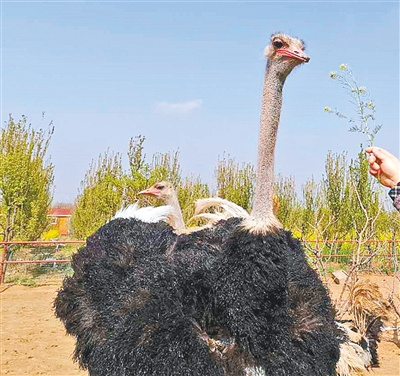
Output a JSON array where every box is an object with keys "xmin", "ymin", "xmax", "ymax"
[
  {"xmin": 112, "ymin": 202, "xmax": 173, "ymax": 223},
  {"xmin": 194, "ymin": 197, "xmax": 249, "ymax": 219}
]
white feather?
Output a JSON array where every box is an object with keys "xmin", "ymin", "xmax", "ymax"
[
  {"xmin": 112, "ymin": 202, "xmax": 173, "ymax": 223},
  {"xmin": 112, "ymin": 202, "xmax": 140, "ymax": 219},
  {"xmin": 194, "ymin": 197, "xmax": 249, "ymax": 219}
]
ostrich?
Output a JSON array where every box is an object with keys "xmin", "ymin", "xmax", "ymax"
[
  {"xmin": 122, "ymin": 180, "xmax": 383, "ymax": 376},
  {"xmin": 204, "ymin": 33, "xmax": 341, "ymax": 375},
  {"xmin": 335, "ymin": 278, "xmax": 386, "ymax": 375},
  {"xmin": 336, "ymin": 318, "xmax": 383, "ymax": 375},
  {"xmin": 242, "ymin": 33, "xmax": 309, "ymax": 234},
  {"xmin": 135, "ymin": 181, "xmax": 236, "ymax": 231},
  {"xmin": 55, "ymin": 33, "xmax": 340, "ymax": 376},
  {"xmin": 138, "ymin": 181, "xmax": 186, "ymax": 232},
  {"xmin": 110, "ymin": 180, "xmax": 373, "ymax": 376},
  {"xmin": 136, "ymin": 180, "xmax": 246, "ymax": 230}
]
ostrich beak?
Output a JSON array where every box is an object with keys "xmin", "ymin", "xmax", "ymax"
[
  {"xmin": 138, "ymin": 187, "xmax": 160, "ymax": 196},
  {"xmin": 276, "ymin": 48, "xmax": 310, "ymax": 63}
]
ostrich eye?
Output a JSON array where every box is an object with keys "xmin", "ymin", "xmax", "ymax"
[
  {"xmin": 273, "ymin": 40, "xmax": 284, "ymax": 48},
  {"xmin": 157, "ymin": 185, "xmax": 165, "ymax": 190}
]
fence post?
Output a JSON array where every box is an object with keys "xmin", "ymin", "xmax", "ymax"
[{"xmin": 0, "ymin": 244, "xmax": 8, "ymax": 284}]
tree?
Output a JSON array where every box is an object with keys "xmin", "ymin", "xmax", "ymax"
[
  {"xmin": 0, "ymin": 114, "xmax": 54, "ymax": 241},
  {"xmin": 322, "ymin": 151, "xmax": 351, "ymax": 239},
  {"xmin": 125, "ymin": 137, "xmax": 210, "ymax": 224},
  {"xmin": 72, "ymin": 135, "xmax": 191, "ymax": 238},
  {"xmin": 178, "ymin": 175, "xmax": 210, "ymax": 224},
  {"xmin": 147, "ymin": 150, "xmax": 181, "ymax": 189},
  {"xmin": 214, "ymin": 154, "xmax": 255, "ymax": 213},
  {"xmin": 124, "ymin": 135, "xmax": 184, "ymax": 207},
  {"xmin": 71, "ymin": 151, "xmax": 124, "ymax": 239},
  {"xmin": 123, "ymin": 135, "xmax": 150, "ymax": 202},
  {"xmin": 274, "ymin": 174, "xmax": 300, "ymax": 230},
  {"xmin": 300, "ymin": 178, "xmax": 322, "ymax": 239}
]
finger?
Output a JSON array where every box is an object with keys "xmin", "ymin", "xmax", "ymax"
[
  {"xmin": 367, "ymin": 155, "xmax": 376, "ymax": 165},
  {"xmin": 367, "ymin": 147, "xmax": 392, "ymax": 161},
  {"xmin": 369, "ymin": 167, "xmax": 379, "ymax": 177},
  {"xmin": 370, "ymin": 161, "xmax": 381, "ymax": 171}
]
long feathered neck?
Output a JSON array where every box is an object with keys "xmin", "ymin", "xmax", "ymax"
[
  {"xmin": 247, "ymin": 60, "xmax": 287, "ymax": 232},
  {"xmin": 165, "ymin": 193, "xmax": 186, "ymax": 232}
]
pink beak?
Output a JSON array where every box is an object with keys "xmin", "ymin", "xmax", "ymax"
[
  {"xmin": 138, "ymin": 187, "xmax": 160, "ymax": 196},
  {"xmin": 276, "ymin": 48, "xmax": 310, "ymax": 62}
]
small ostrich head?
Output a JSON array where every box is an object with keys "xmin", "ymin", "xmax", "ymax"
[
  {"xmin": 138, "ymin": 181, "xmax": 186, "ymax": 231},
  {"xmin": 138, "ymin": 181, "xmax": 175, "ymax": 202},
  {"xmin": 264, "ymin": 33, "xmax": 310, "ymax": 77}
]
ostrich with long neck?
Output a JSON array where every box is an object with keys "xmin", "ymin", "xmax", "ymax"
[
  {"xmin": 212, "ymin": 34, "xmax": 340, "ymax": 375},
  {"xmin": 54, "ymin": 33, "xmax": 340, "ymax": 376},
  {"xmin": 116, "ymin": 179, "xmax": 380, "ymax": 375},
  {"xmin": 244, "ymin": 33, "xmax": 309, "ymax": 233}
]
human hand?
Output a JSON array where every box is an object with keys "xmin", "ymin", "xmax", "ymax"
[{"xmin": 365, "ymin": 146, "xmax": 400, "ymax": 188}]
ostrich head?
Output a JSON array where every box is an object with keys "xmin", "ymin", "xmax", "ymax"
[
  {"xmin": 138, "ymin": 181, "xmax": 175, "ymax": 201},
  {"xmin": 138, "ymin": 181, "xmax": 186, "ymax": 231},
  {"xmin": 264, "ymin": 33, "xmax": 310, "ymax": 77}
]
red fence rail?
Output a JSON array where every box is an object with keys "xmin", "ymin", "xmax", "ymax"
[
  {"xmin": 0, "ymin": 241, "xmax": 85, "ymax": 283},
  {"xmin": 0, "ymin": 239, "xmax": 399, "ymax": 284}
]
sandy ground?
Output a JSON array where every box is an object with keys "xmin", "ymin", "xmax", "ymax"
[{"xmin": 1, "ymin": 275, "xmax": 399, "ymax": 376}]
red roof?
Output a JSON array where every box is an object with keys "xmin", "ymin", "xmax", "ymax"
[{"xmin": 49, "ymin": 208, "xmax": 72, "ymax": 217}]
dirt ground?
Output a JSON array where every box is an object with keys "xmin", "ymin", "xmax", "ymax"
[{"xmin": 1, "ymin": 274, "xmax": 399, "ymax": 376}]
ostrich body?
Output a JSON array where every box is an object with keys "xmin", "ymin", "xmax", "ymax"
[{"xmin": 55, "ymin": 33, "xmax": 340, "ymax": 376}]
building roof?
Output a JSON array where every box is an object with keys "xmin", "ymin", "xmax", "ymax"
[{"xmin": 49, "ymin": 208, "xmax": 72, "ymax": 217}]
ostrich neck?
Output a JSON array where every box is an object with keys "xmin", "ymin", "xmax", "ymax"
[
  {"xmin": 251, "ymin": 61, "xmax": 286, "ymax": 220},
  {"xmin": 165, "ymin": 194, "xmax": 186, "ymax": 231}
]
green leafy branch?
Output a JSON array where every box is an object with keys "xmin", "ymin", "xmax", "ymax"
[{"xmin": 324, "ymin": 64, "xmax": 382, "ymax": 146}]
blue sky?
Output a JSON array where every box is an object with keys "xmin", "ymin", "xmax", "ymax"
[{"xmin": 2, "ymin": 1, "xmax": 399, "ymax": 204}]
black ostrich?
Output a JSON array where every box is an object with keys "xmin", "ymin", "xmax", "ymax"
[{"xmin": 55, "ymin": 33, "xmax": 340, "ymax": 376}]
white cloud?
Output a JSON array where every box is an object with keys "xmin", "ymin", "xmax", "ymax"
[{"xmin": 156, "ymin": 99, "xmax": 202, "ymax": 115}]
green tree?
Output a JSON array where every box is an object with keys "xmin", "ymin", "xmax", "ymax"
[
  {"xmin": 123, "ymin": 135, "xmax": 150, "ymax": 201},
  {"xmin": 71, "ymin": 151, "xmax": 124, "ymax": 239},
  {"xmin": 178, "ymin": 175, "xmax": 210, "ymax": 224},
  {"xmin": 135, "ymin": 150, "xmax": 183, "ymax": 208},
  {"xmin": 123, "ymin": 136, "xmax": 182, "ymax": 207},
  {"xmin": 214, "ymin": 154, "xmax": 255, "ymax": 213},
  {"xmin": 0, "ymin": 114, "xmax": 54, "ymax": 241},
  {"xmin": 300, "ymin": 178, "xmax": 319, "ymax": 238},
  {"xmin": 274, "ymin": 174, "xmax": 300, "ymax": 230},
  {"xmin": 148, "ymin": 150, "xmax": 181, "ymax": 188},
  {"xmin": 322, "ymin": 151, "xmax": 352, "ymax": 239}
]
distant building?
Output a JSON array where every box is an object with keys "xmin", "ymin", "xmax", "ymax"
[{"xmin": 48, "ymin": 208, "xmax": 72, "ymax": 236}]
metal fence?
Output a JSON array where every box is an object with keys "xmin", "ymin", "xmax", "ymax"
[
  {"xmin": 0, "ymin": 241, "xmax": 85, "ymax": 283},
  {"xmin": 302, "ymin": 238, "xmax": 400, "ymax": 274},
  {"xmin": 1, "ymin": 238, "xmax": 399, "ymax": 284}
]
